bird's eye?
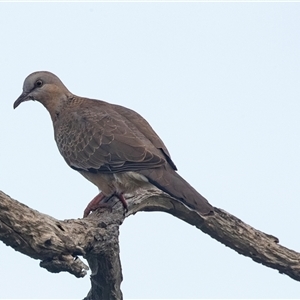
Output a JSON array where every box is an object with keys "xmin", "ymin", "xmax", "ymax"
[{"xmin": 35, "ymin": 79, "xmax": 43, "ymax": 88}]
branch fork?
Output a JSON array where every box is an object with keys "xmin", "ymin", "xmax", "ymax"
[{"xmin": 1, "ymin": 189, "xmax": 299, "ymax": 300}]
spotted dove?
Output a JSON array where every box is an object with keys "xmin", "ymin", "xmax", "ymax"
[{"xmin": 14, "ymin": 71, "xmax": 214, "ymax": 217}]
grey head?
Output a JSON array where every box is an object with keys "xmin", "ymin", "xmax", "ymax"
[{"xmin": 13, "ymin": 71, "xmax": 72, "ymax": 117}]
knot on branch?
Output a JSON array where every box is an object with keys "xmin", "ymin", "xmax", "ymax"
[{"xmin": 40, "ymin": 254, "xmax": 89, "ymax": 278}]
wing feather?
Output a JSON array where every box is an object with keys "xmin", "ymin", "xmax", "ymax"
[{"xmin": 55, "ymin": 101, "xmax": 166, "ymax": 173}]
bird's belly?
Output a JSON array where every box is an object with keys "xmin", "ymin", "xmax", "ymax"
[
  {"xmin": 79, "ymin": 170, "xmax": 151, "ymax": 195},
  {"xmin": 113, "ymin": 171, "xmax": 150, "ymax": 193}
]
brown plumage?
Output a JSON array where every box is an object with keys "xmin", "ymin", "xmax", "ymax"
[{"xmin": 14, "ymin": 71, "xmax": 214, "ymax": 217}]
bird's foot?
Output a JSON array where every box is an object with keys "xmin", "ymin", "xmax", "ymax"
[
  {"xmin": 116, "ymin": 193, "xmax": 128, "ymax": 212},
  {"xmin": 83, "ymin": 192, "xmax": 128, "ymax": 217},
  {"xmin": 83, "ymin": 192, "xmax": 111, "ymax": 217}
]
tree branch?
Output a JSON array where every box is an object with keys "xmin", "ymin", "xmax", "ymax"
[{"xmin": 1, "ymin": 188, "xmax": 300, "ymax": 300}]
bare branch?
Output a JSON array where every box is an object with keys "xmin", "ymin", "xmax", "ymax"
[
  {"xmin": 128, "ymin": 188, "xmax": 300, "ymax": 281},
  {"xmin": 1, "ymin": 187, "xmax": 300, "ymax": 300},
  {"xmin": 0, "ymin": 190, "xmax": 124, "ymax": 300}
]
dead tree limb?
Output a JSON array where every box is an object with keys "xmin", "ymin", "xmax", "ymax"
[{"xmin": 1, "ymin": 188, "xmax": 300, "ymax": 300}]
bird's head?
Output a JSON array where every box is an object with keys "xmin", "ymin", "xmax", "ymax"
[{"xmin": 14, "ymin": 71, "xmax": 71, "ymax": 119}]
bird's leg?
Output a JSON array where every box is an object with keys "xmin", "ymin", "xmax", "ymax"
[
  {"xmin": 116, "ymin": 193, "xmax": 128, "ymax": 212},
  {"xmin": 83, "ymin": 192, "xmax": 107, "ymax": 218},
  {"xmin": 83, "ymin": 192, "xmax": 128, "ymax": 217}
]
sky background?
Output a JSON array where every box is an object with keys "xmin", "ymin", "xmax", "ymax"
[{"xmin": 1, "ymin": 2, "xmax": 300, "ymax": 299}]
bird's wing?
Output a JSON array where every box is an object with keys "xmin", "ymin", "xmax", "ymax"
[
  {"xmin": 55, "ymin": 101, "xmax": 166, "ymax": 173},
  {"xmin": 112, "ymin": 104, "xmax": 177, "ymax": 170}
]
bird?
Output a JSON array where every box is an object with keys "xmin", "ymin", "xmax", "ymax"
[{"xmin": 13, "ymin": 71, "xmax": 214, "ymax": 217}]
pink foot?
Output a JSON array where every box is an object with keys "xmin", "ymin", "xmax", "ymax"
[
  {"xmin": 83, "ymin": 192, "xmax": 129, "ymax": 218},
  {"xmin": 116, "ymin": 193, "xmax": 128, "ymax": 211},
  {"xmin": 83, "ymin": 192, "xmax": 106, "ymax": 217}
]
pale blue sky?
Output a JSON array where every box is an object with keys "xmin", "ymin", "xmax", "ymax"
[{"xmin": 1, "ymin": 2, "xmax": 300, "ymax": 299}]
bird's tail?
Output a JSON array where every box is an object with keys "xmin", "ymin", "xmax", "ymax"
[{"xmin": 139, "ymin": 167, "xmax": 214, "ymax": 215}]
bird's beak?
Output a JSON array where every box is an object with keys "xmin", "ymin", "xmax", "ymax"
[{"xmin": 13, "ymin": 92, "xmax": 31, "ymax": 109}]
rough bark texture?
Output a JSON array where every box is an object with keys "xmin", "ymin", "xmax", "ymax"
[{"xmin": 1, "ymin": 188, "xmax": 300, "ymax": 300}]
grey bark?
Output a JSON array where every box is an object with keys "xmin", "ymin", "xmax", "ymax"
[{"xmin": 0, "ymin": 188, "xmax": 300, "ymax": 300}]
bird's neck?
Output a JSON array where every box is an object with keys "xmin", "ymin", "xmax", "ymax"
[
  {"xmin": 40, "ymin": 93, "xmax": 70, "ymax": 122},
  {"xmin": 46, "ymin": 94, "xmax": 86, "ymax": 123}
]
